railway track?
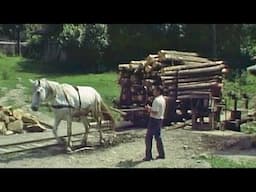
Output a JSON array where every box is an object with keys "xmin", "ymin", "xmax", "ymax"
[
  {"xmin": 0, "ymin": 119, "xmax": 115, "ymax": 155},
  {"xmin": 0, "ymin": 120, "xmax": 190, "ymax": 155},
  {"xmin": 0, "ymin": 131, "xmax": 86, "ymax": 155}
]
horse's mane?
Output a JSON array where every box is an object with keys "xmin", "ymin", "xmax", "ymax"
[
  {"xmin": 42, "ymin": 79, "xmax": 77, "ymax": 105},
  {"xmin": 41, "ymin": 78, "xmax": 62, "ymax": 99}
]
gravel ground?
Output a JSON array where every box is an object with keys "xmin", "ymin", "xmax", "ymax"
[{"xmin": 0, "ymin": 128, "xmax": 211, "ymax": 168}]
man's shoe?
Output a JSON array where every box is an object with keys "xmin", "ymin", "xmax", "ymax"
[
  {"xmin": 143, "ymin": 157, "xmax": 153, "ymax": 161},
  {"xmin": 155, "ymin": 156, "xmax": 165, "ymax": 160}
]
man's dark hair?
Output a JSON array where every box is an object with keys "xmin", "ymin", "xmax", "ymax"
[{"xmin": 154, "ymin": 86, "xmax": 164, "ymax": 95}]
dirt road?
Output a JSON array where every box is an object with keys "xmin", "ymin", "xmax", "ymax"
[
  {"xmin": 1, "ymin": 83, "xmax": 256, "ymax": 168},
  {"xmin": 0, "ymin": 127, "xmax": 212, "ymax": 168}
]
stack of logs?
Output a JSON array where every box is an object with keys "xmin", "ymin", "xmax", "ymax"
[
  {"xmin": 116, "ymin": 50, "xmax": 227, "ymax": 124},
  {"xmin": 0, "ymin": 105, "xmax": 49, "ymax": 135}
]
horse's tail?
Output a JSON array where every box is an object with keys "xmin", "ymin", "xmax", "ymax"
[{"xmin": 100, "ymin": 99, "xmax": 116, "ymax": 130}]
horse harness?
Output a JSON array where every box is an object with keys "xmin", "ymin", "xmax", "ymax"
[{"xmin": 51, "ymin": 85, "xmax": 82, "ymax": 110}]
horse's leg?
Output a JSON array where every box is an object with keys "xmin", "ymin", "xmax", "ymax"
[
  {"xmin": 95, "ymin": 111, "xmax": 104, "ymax": 145},
  {"xmin": 66, "ymin": 115, "xmax": 73, "ymax": 152},
  {"xmin": 52, "ymin": 117, "xmax": 64, "ymax": 145},
  {"xmin": 81, "ymin": 117, "xmax": 90, "ymax": 146},
  {"xmin": 99, "ymin": 116, "xmax": 103, "ymax": 145}
]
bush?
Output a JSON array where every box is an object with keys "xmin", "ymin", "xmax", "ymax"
[
  {"xmin": 24, "ymin": 35, "xmax": 44, "ymax": 59},
  {"xmin": 1, "ymin": 69, "xmax": 10, "ymax": 80},
  {"xmin": 0, "ymin": 52, "xmax": 6, "ymax": 58}
]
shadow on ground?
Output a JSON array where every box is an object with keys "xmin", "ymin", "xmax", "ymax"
[
  {"xmin": 17, "ymin": 59, "xmax": 96, "ymax": 78},
  {"xmin": 116, "ymin": 159, "xmax": 144, "ymax": 168}
]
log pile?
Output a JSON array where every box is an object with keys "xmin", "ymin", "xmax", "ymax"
[
  {"xmin": 116, "ymin": 50, "xmax": 227, "ymax": 123},
  {"xmin": 0, "ymin": 105, "xmax": 49, "ymax": 135}
]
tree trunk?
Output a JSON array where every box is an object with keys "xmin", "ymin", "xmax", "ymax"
[
  {"xmin": 161, "ymin": 64, "xmax": 225, "ymax": 76},
  {"xmin": 16, "ymin": 25, "xmax": 21, "ymax": 56},
  {"xmin": 212, "ymin": 24, "xmax": 217, "ymax": 60},
  {"xmin": 158, "ymin": 50, "xmax": 199, "ymax": 57},
  {"xmin": 159, "ymin": 52, "xmax": 211, "ymax": 63},
  {"xmin": 162, "ymin": 75, "xmax": 222, "ymax": 84},
  {"xmin": 166, "ymin": 82, "xmax": 217, "ymax": 91},
  {"xmin": 161, "ymin": 61, "xmax": 223, "ymax": 72}
]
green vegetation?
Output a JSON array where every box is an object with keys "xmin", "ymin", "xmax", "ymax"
[
  {"xmin": 0, "ymin": 56, "xmax": 120, "ymax": 110},
  {"xmin": 241, "ymin": 121, "xmax": 256, "ymax": 134},
  {"xmin": 0, "ymin": 56, "xmax": 39, "ymax": 88},
  {"xmin": 223, "ymin": 70, "xmax": 256, "ymax": 111},
  {"xmin": 3, "ymin": 24, "xmax": 255, "ymax": 74},
  {"xmin": 204, "ymin": 155, "xmax": 256, "ymax": 168}
]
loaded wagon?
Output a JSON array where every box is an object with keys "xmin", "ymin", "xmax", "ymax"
[{"xmin": 112, "ymin": 50, "xmax": 228, "ymax": 129}]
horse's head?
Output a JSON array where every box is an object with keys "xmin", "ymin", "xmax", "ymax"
[{"xmin": 30, "ymin": 78, "xmax": 49, "ymax": 111}]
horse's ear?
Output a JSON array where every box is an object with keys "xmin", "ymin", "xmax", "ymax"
[{"xmin": 29, "ymin": 79, "xmax": 35, "ymax": 84}]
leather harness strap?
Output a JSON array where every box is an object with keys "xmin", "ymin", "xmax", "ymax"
[
  {"xmin": 72, "ymin": 85, "xmax": 81, "ymax": 110},
  {"xmin": 51, "ymin": 85, "xmax": 81, "ymax": 109}
]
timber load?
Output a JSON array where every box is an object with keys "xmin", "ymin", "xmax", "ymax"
[{"xmin": 114, "ymin": 50, "xmax": 228, "ymax": 125}]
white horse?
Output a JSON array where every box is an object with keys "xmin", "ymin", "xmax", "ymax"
[{"xmin": 30, "ymin": 78, "xmax": 116, "ymax": 152}]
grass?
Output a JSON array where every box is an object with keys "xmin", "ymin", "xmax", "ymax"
[
  {"xmin": 0, "ymin": 56, "xmax": 43, "ymax": 89},
  {"xmin": 0, "ymin": 55, "xmax": 120, "ymax": 105},
  {"xmin": 223, "ymin": 70, "xmax": 256, "ymax": 110},
  {"xmin": 0, "ymin": 55, "xmax": 121, "ymax": 119},
  {"xmin": 240, "ymin": 121, "xmax": 256, "ymax": 134},
  {"xmin": 203, "ymin": 155, "xmax": 256, "ymax": 168}
]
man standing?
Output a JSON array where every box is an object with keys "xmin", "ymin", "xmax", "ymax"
[{"xmin": 143, "ymin": 86, "xmax": 166, "ymax": 161}]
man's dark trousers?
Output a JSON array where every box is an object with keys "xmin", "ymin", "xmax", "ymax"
[{"xmin": 145, "ymin": 117, "xmax": 165, "ymax": 159}]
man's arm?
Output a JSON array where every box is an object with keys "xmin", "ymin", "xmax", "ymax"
[{"xmin": 145, "ymin": 104, "xmax": 158, "ymax": 116}]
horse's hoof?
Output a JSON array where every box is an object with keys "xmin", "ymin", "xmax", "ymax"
[
  {"xmin": 66, "ymin": 146, "xmax": 73, "ymax": 153},
  {"xmin": 99, "ymin": 138, "xmax": 106, "ymax": 146}
]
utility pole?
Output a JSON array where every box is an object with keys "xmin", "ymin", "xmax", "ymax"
[{"xmin": 16, "ymin": 25, "xmax": 21, "ymax": 56}]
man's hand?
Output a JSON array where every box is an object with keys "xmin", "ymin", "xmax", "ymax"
[{"xmin": 145, "ymin": 104, "xmax": 151, "ymax": 113}]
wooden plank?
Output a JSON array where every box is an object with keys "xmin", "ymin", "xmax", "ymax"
[
  {"xmin": 177, "ymin": 90, "xmax": 211, "ymax": 96},
  {"xmin": 177, "ymin": 95, "xmax": 210, "ymax": 99},
  {"xmin": 110, "ymin": 107, "xmax": 127, "ymax": 116},
  {"xmin": 119, "ymin": 107, "xmax": 145, "ymax": 112}
]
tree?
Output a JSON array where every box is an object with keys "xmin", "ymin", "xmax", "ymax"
[
  {"xmin": 105, "ymin": 24, "xmax": 184, "ymax": 67},
  {"xmin": 241, "ymin": 24, "xmax": 256, "ymax": 57},
  {"xmin": 56, "ymin": 24, "xmax": 109, "ymax": 72},
  {"xmin": 212, "ymin": 24, "xmax": 217, "ymax": 59}
]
